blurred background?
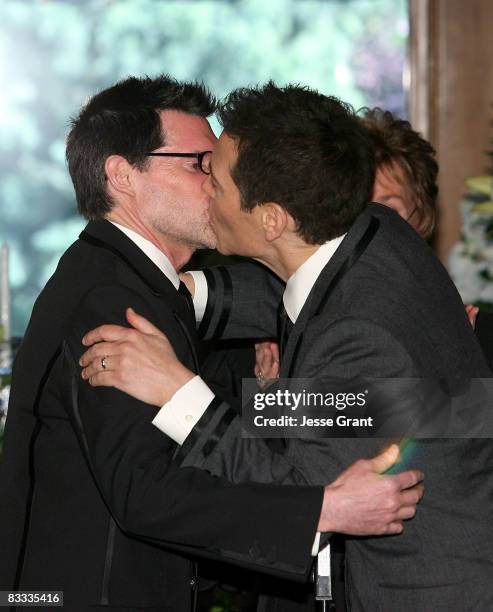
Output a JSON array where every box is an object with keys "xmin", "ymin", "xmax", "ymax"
[
  {"xmin": 1, "ymin": 0, "xmax": 493, "ymax": 336},
  {"xmin": 1, "ymin": 2, "xmax": 493, "ymax": 607},
  {"xmin": 0, "ymin": 0, "xmax": 408, "ymax": 336}
]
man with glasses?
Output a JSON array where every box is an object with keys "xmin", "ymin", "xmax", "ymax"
[{"xmin": 0, "ymin": 75, "xmax": 424, "ymax": 611}]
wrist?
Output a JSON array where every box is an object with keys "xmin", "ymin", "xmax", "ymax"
[
  {"xmin": 162, "ymin": 367, "xmax": 195, "ymax": 405},
  {"xmin": 318, "ymin": 484, "xmax": 338, "ymax": 533}
]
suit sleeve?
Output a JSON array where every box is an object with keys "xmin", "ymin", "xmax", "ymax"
[
  {"xmin": 197, "ymin": 263, "xmax": 284, "ymax": 341},
  {"xmin": 175, "ymin": 317, "xmax": 419, "ymax": 486},
  {"xmin": 174, "ymin": 396, "xmax": 311, "ymax": 486},
  {"xmin": 62, "ymin": 284, "xmax": 322, "ymax": 581}
]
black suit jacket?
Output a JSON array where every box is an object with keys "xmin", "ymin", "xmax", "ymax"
[
  {"xmin": 476, "ymin": 311, "xmax": 493, "ymax": 370},
  {"xmin": 178, "ymin": 205, "xmax": 493, "ymax": 611},
  {"xmin": 0, "ymin": 220, "xmax": 322, "ymax": 611}
]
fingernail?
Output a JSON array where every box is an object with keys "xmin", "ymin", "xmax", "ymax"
[{"xmin": 82, "ymin": 336, "xmax": 87, "ymax": 345}]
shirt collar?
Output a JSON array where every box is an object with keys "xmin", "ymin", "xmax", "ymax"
[
  {"xmin": 109, "ymin": 221, "xmax": 180, "ymax": 290},
  {"xmin": 283, "ymin": 234, "xmax": 346, "ymax": 323}
]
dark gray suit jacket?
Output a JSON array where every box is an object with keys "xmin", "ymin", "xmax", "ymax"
[{"xmin": 177, "ymin": 204, "xmax": 493, "ymax": 612}]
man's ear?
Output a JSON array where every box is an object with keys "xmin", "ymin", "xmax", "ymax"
[
  {"xmin": 104, "ymin": 155, "xmax": 135, "ymax": 198},
  {"xmin": 260, "ymin": 203, "xmax": 297, "ymax": 241}
]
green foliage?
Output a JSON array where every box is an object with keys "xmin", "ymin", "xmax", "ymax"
[{"xmin": 0, "ymin": 0, "xmax": 408, "ymax": 335}]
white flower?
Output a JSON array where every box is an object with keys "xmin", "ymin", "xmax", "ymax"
[{"xmin": 448, "ymin": 183, "xmax": 493, "ymax": 307}]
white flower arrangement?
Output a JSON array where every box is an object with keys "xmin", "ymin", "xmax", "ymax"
[{"xmin": 449, "ymin": 176, "xmax": 493, "ymax": 309}]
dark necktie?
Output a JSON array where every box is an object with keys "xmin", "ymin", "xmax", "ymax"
[
  {"xmin": 178, "ymin": 280, "xmax": 194, "ymax": 314},
  {"xmin": 277, "ymin": 300, "xmax": 294, "ymax": 360},
  {"xmin": 176, "ymin": 280, "xmax": 201, "ymax": 374}
]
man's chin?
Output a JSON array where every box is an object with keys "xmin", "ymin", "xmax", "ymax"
[
  {"xmin": 195, "ymin": 235, "xmax": 218, "ymax": 251},
  {"xmin": 202, "ymin": 228, "xmax": 218, "ymax": 250},
  {"xmin": 188, "ymin": 225, "xmax": 217, "ymax": 250}
]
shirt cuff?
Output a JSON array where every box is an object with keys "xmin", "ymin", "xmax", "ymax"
[
  {"xmin": 186, "ymin": 271, "xmax": 208, "ymax": 323},
  {"xmin": 311, "ymin": 531, "xmax": 321, "ymax": 556},
  {"xmin": 152, "ymin": 375, "xmax": 215, "ymax": 445}
]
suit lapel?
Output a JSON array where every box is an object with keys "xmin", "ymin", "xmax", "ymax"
[
  {"xmin": 79, "ymin": 220, "xmax": 199, "ymax": 371},
  {"xmin": 281, "ymin": 208, "xmax": 380, "ymax": 377},
  {"xmin": 80, "ymin": 220, "xmax": 179, "ymax": 295}
]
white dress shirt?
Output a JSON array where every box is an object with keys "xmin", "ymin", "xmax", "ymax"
[{"xmin": 282, "ymin": 234, "xmax": 346, "ymax": 323}]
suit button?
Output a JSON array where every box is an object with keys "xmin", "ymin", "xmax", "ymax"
[{"xmin": 190, "ymin": 577, "xmax": 197, "ymax": 588}]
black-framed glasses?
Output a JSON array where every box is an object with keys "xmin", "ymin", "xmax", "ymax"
[{"xmin": 146, "ymin": 151, "xmax": 212, "ymax": 175}]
